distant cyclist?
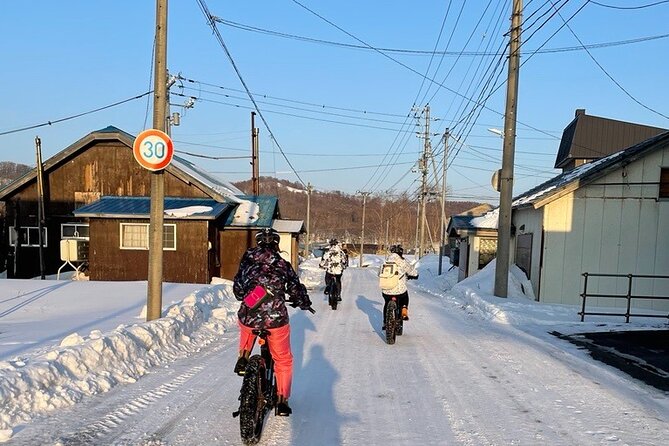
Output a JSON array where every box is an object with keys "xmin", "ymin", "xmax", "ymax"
[
  {"xmin": 382, "ymin": 244, "xmax": 418, "ymax": 331},
  {"xmin": 233, "ymin": 228, "xmax": 312, "ymax": 417},
  {"xmin": 319, "ymin": 238, "xmax": 348, "ymax": 301}
]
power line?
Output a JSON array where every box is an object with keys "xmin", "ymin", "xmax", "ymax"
[
  {"xmin": 215, "ymin": 17, "xmax": 669, "ymax": 56},
  {"xmin": 0, "ymin": 91, "xmax": 153, "ymax": 137},
  {"xmin": 195, "ymin": 0, "xmax": 306, "ymax": 186},
  {"xmin": 180, "ymin": 76, "xmax": 419, "ymax": 119},
  {"xmin": 550, "ymin": 0, "xmax": 669, "ymax": 121},
  {"xmin": 589, "ymin": 0, "xmax": 669, "ymax": 9}
]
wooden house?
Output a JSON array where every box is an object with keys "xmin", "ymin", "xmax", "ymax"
[
  {"xmin": 510, "ymin": 131, "xmax": 669, "ymax": 312},
  {"xmin": 0, "ymin": 126, "xmax": 286, "ymax": 283}
]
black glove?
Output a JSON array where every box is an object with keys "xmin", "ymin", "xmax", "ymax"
[
  {"xmin": 407, "ymin": 274, "xmax": 419, "ymax": 280},
  {"xmin": 300, "ymin": 297, "xmax": 313, "ymax": 311},
  {"xmin": 288, "ymin": 300, "xmax": 299, "ymax": 308}
]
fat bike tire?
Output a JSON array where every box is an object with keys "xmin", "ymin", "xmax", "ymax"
[
  {"xmin": 385, "ymin": 300, "xmax": 397, "ymax": 345},
  {"xmin": 239, "ymin": 355, "xmax": 266, "ymax": 445},
  {"xmin": 396, "ymin": 318, "xmax": 404, "ymax": 336},
  {"xmin": 329, "ymin": 290, "xmax": 338, "ymax": 310}
]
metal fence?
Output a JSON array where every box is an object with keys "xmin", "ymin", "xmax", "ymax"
[{"xmin": 579, "ymin": 272, "xmax": 669, "ymax": 322}]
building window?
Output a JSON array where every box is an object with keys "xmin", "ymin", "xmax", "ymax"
[
  {"xmin": 8, "ymin": 226, "xmax": 48, "ymax": 247},
  {"xmin": 660, "ymin": 168, "xmax": 669, "ymax": 199},
  {"xmin": 514, "ymin": 233, "xmax": 532, "ymax": 279},
  {"xmin": 120, "ymin": 223, "xmax": 176, "ymax": 250},
  {"xmin": 61, "ymin": 223, "xmax": 90, "ymax": 239},
  {"xmin": 478, "ymin": 237, "xmax": 497, "ymax": 270}
]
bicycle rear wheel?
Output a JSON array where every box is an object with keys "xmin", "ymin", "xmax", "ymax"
[
  {"xmin": 239, "ymin": 355, "xmax": 266, "ymax": 445},
  {"xmin": 385, "ymin": 300, "xmax": 397, "ymax": 345}
]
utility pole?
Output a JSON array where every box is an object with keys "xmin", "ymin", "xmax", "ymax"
[
  {"xmin": 147, "ymin": 0, "xmax": 168, "ymax": 321},
  {"xmin": 35, "ymin": 137, "xmax": 46, "ymax": 280},
  {"xmin": 419, "ymin": 105, "xmax": 431, "ymax": 258},
  {"xmin": 438, "ymin": 129, "xmax": 449, "ymax": 275},
  {"xmin": 304, "ymin": 182, "xmax": 313, "ymax": 257},
  {"xmin": 251, "ymin": 112, "xmax": 260, "ymax": 195},
  {"xmin": 357, "ymin": 191, "xmax": 370, "ymax": 267},
  {"xmin": 494, "ymin": 0, "xmax": 522, "ymax": 298}
]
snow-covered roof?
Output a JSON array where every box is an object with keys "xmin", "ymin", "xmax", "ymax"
[
  {"xmin": 513, "ymin": 131, "xmax": 669, "ymax": 209},
  {"xmin": 272, "ymin": 219, "xmax": 305, "ymax": 233},
  {"xmin": 170, "ymin": 155, "xmax": 244, "ymax": 203},
  {"xmin": 73, "ymin": 196, "xmax": 230, "ymax": 220}
]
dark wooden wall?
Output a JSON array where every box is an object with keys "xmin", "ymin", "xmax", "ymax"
[
  {"xmin": 219, "ymin": 228, "xmax": 255, "ymax": 280},
  {"xmin": 88, "ymin": 218, "xmax": 210, "ymax": 283},
  {"xmin": 2, "ymin": 140, "xmax": 210, "ymax": 278}
]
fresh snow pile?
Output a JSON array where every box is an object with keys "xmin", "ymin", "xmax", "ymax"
[{"xmin": 0, "ymin": 283, "xmax": 240, "ymax": 436}]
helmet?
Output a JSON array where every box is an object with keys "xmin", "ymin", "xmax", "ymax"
[
  {"xmin": 256, "ymin": 228, "xmax": 280, "ymax": 247},
  {"xmin": 390, "ymin": 244, "xmax": 404, "ymax": 256},
  {"xmin": 329, "ymin": 238, "xmax": 338, "ymax": 246}
]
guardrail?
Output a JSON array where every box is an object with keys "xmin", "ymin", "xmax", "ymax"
[{"xmin": 580, "ymin": 272, "xmax": 669, "ymax": 322}]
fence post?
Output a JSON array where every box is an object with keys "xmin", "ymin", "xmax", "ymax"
[
  {"xmin": 625, "ymin": 274, "xmax": 633, "ymax": 323},
  {"xmin": 580, "ymin": 272, "xmax": 588, "ymax": 322}
]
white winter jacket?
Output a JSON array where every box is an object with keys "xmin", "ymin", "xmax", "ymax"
[
  {"xmin": 382, "ymin": 253, "xmax": 418, "ymax": 295},
  {"xmin": 319, "ymin": 245, "xmax": 348, "ymax": 275}
]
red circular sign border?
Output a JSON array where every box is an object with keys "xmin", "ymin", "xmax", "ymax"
[{"xmin": 133, "ymin": 129, "xmax": 174, "ymax": 171}]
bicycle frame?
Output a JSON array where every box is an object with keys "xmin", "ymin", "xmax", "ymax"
[{"xmin": 252, "ymin": 329, "xmax": 277, "ymax": 411}]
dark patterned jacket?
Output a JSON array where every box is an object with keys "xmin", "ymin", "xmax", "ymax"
[{"xmin": 233, "ymin": 245, "xmax": 311, "ymax": 329}]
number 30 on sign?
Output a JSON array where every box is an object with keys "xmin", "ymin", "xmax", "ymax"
[{"xmin": 133, "ymin": 129, "xmax": 174, "ymax": 171}]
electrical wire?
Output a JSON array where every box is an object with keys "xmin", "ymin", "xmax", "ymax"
[
  {"xmin": 196, "ymin": 0, "xmax": 306, "ymax": 186},
  {"xmin": 0, "ymin": 91, "xmax": 153, "ymax": 137},
  {"xmin": 215, "ymin": 17, "xmax": 669, "ymax": 56},
  {"xmin": 550, "ymin": 0, "xmax": 669, "ymax": 121},
  {"xmin": 589, "ymin": 0, "xmax": 669, "ymax": 9}
]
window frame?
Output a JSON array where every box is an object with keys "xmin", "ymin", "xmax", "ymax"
[
  {"xmin": 119, "ymin": 223, "xmax": 177, "ymax": 251},
  {"xmin": 659, "ymin": 167, "xmax": 669, "ymax": 199},
  {"xmin": 61, "ymin": 223, "xmax": 90, "ymax": 240},
  {"xmin": 8, "ymin": 226, "xmax": 48, "ymax": 247}
]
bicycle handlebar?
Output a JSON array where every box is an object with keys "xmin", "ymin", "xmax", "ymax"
[{"xmin": 285, "ymin": 299, "xmax": 316, "ymax": 314}]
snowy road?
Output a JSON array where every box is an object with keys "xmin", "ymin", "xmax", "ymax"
[{"xmin": 10, "ymin": 268, "xmax": 669, "ymax": 445}]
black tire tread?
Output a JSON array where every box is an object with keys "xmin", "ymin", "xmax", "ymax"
[
  {"xmin": 385, "ymin": 300, "xmax": 397, "ymax": 345},
  {"xmin": 239, "ymin": 355, "xmax": 265, "ymax": 444}
]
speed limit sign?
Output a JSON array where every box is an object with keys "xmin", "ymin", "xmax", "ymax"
[{"xmin": 133, "ymin": 129, "xmax": 174, "ymax": 171}]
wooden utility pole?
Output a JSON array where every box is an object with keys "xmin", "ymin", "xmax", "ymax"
[
  {"xmin": 438, "ymin": 129, "xmax": 449, "ymax": 275},
  {"xmin": 494, "ymin": 0, "xmax": 522, "ymax": 298},
  {"xmin": 357, "ymin": 191, "xmax": 370, "ymax": 267},
  {"xmin": 35, "ymin": 137, "xmax": 46, "ymax": 280},
  {"xmin": 304, "ymin": 182, "xmax": 313, "ymax": 257},
  {"xmin": 147, "ymin": 0, "xmax": 168, "ymax": 321},
  {"xmin": 251, "ymin": 112, "xmax": 260, "ymax": 195},
  {"xmin": 419, "ymin": 105, "xmax": 431, "ymax": 258}
]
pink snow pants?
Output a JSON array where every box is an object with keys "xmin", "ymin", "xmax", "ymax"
[{"xmin": 238, "ymin": 321, "xmax": 293, "ymax": 399}]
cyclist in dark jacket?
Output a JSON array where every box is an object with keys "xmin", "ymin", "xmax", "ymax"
[{"xmin": 232, "ymin": 228, "xmax": 312, "ymax": 416}]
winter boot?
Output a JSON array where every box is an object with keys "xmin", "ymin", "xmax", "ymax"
[
  {"xmin": 401, "ymin": 307, "xmax": 409, "ymax": 321},
  {"xmin": 234, "ymin": 350, "xmax": 250, "ymax": 376},
  {"xmin": 276, "ymin": 396, "xmax": 292, "ymax": 416}
]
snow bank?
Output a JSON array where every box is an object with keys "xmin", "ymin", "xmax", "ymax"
[{"xmin": 0, "ymin": 284, "xmax": 240, "ymax": 437}]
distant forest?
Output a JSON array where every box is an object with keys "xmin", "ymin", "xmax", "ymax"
[
  {"xmin": 0, "ymin": 162, "xmax": 30, "ymax": 186},
  {"xmin": 234, "ymin": 177, "xmax": 484, "ymax": 248}
]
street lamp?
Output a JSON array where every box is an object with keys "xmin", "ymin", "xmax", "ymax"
[{"xmin": 488, "ymin": 128, "xmax": 504, "ymax": 138}]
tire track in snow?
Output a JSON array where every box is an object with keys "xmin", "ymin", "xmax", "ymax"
[{"xmin": 54, "ymin": 365, "xmax": 205, "ymax": 445}]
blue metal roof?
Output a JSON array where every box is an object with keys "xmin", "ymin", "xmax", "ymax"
[
  {"xmin": 222, "ymin": 195, "xmax": 278, "ymax": 227},
  {"xmin": 73, "ymin": 196, "xmax": 231, "ymax": 220}
]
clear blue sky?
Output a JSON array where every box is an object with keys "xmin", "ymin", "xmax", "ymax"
[{"xmin": 2, "ymin": 1, "xmax": 668, "ymax": 204}]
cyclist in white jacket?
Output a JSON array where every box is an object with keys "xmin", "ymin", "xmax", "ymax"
[
  {"xmin": 382, "ymin": 244, "xmax": 418, "ymax": 330},
  {"xmin": 319, "ymin": 239, "xmax": 348, "ymax": 301}
]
